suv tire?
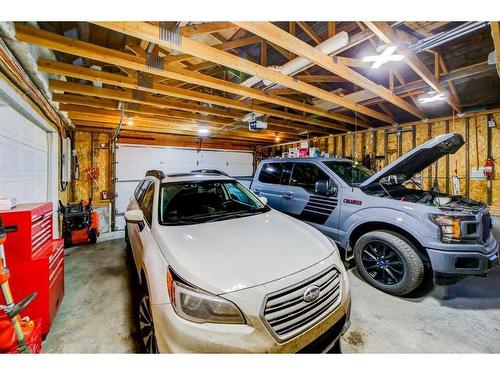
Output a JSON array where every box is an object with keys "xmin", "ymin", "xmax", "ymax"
[
  {"xmin": 354, "ymin": 230, "xmax": 424, "ymax": 296},
  {"xmin": 137, "ymin": 285, "xmax": 159, "ymax": 353}
]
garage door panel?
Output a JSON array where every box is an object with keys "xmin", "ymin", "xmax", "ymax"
[
  {"xmin": 114, "ymin": 144, "xmax": 253, "ymax": 231},
  {"xmin": 116, "ymin": 161, "xmax": 163, "ymax": 181},
  {"xmin": 0, "ymin": 138, "xmax": 21, "ymax": 173},
  {"xmin": 0, "ymin": 104, "xmax": 48, "ymax": 204},
  {"xmin": 115, "ymin": 180, "xmax": 138, "ymax": 213}
]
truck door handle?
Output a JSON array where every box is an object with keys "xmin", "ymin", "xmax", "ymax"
[
  {"xmin": 282, "ymin": 192, "xmax": 293, "ymax": 199},
  {"xmin": 254, "ymin": 189, "xmax": 261, "ymax": 195}
]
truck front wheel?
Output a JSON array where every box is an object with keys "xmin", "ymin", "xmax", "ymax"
[{"xmin": 354, "ymin": 230, "xmax": 424, "ymax": 296}]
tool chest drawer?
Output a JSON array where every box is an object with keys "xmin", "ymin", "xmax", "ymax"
[
  {"xmin": 0, "ymin": 203, "xmax": 63, "ymax": 337},
  {"xmin": 0, "ymin": 202, "xmax": 53, "ymax": 261}
]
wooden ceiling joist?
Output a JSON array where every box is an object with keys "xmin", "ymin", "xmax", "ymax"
[
  {"xmin": 234, "ymin": 22, "xmax": 424, "ymax": 120},
  {"xmin": 53, "ymin": 93, "xmax": 331, "ymax": 135},
  {"xmin": 180, "ymin": 22, "xmax": 238, "ymax": 37},
  {"xmin": 365, "ymin": 21, "xmax": 461, "ymax": 112},
  {"xmin": 296, "ymin": 22, "xmax": 323, "ymax": 45},
  {"xmin": 73, "ymin": 120, "xmax": 284, "ymax": 143},
  {"xmin": 89, "ymin": 21, "xmax": 389, "ymax": 124},
  {"xmin": 60, "ymin": 103, "xmax": 313, "ymax": 137},
  {"xmin": 15, "ymin": 24, "xmax": 358, "ymax": 128},
  {"xmin": 41, "ymin": 61, "xmax": 348, "ymax": 131}
]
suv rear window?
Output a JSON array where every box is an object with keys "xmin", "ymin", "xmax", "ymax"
[{"xmin": 258, "ymin": 162, "xmax": 285, "ymax": 184}]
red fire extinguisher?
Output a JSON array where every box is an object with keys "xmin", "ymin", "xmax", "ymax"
[{"xmin": 484, "ymin": 158, "xmax": 494, "ymax": 177}]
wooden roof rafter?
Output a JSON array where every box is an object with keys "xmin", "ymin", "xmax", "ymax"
[
  {"xmin": 89, "ymin": 21, "xmax": 390, "ymax": 124},
  {"xmin": 15, "ymin": 24, "xmax": 358, "ymax": 129}
]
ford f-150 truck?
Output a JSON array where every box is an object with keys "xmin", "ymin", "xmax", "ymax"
[{"xmin": 248, "ymin": 133, "xmax": 499, "ymax": 295}]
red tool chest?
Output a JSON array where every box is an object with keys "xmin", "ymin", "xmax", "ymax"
[{"xmin": 0, "ymin": 202, "xmax": 64, "ymax": 336}]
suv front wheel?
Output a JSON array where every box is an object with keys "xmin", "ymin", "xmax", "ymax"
[{"xmin": 353, "ymin": 230, "xmax": 424, "ymax": 296}]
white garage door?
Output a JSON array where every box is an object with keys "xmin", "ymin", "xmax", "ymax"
[
  {"xmin": 114, "ymin": 144, "xmax": 254, "ymax": 230},
  {"xmin": 0, "ymin": 101, "xmax": 49, "ymax": 203}
]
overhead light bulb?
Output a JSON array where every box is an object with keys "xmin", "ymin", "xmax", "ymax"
[
  {"xmin": 418, "ymin": 91, "xmax": 446, "ymax": 104},
  {"xmin": 363, "ymin": 44, "xmax": 404, "ymax": 69},
  {"xmin": 198, "ymin": 126, "xmax": 210, "ymax": 136}
]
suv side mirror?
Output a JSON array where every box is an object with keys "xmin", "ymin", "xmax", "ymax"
[
  {"xmin": 258, "ymin": 196, "xmax": 268, "ymax": 205},
  {"xmin": 125, "ymin": 209, "xmax": 144, "ymax": 224},
  {"xmin": 315, "ymin": 180, "xmax": 337, "ymax": 196}
]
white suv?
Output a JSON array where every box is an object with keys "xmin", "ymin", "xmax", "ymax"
[{"xmin": 125, "ymin": 170, "xmax": 351, "ymax": 353}]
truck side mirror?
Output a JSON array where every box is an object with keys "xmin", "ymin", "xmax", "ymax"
[{"xmin": 315, "ymin": 180, "xmax": 336, "ymax": 196}]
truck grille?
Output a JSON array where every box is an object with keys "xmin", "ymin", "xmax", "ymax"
[
  {"xmin": 261, "ymin": 266, "xmax": 342, "ymax": 342},
  {"xmin": 482, "ymin": 213, "xmax": 491, "ymax": 243}
]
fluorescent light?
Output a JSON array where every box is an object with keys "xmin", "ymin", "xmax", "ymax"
[
  {"xmin": 418, "ymin": 91, "xmax": 446, "ymax": 104},
  {"xmin": 363, "ymin": 45, "xmax": 404, "ymax": 69}
]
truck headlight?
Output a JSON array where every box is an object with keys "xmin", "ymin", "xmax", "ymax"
[
  {"xmin": 167, "ymin": 268, "xmax": 245, "ymax": 324},
  {"xmin": 429, "ymin": 214, "xmax": 477, "ymax": 243}
]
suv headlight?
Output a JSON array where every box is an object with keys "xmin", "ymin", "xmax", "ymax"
[
  {"xmin": 429, "ymin": 214, "xmax": 477, "ymax": 243},
  {"xmin": 166, "ymin": 268, "xmax": 245, "ymax": 324}
]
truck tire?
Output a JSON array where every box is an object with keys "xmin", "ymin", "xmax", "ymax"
[{"xmin": 354, "ymin": 230, "xmax": 424, "ymax": 296}]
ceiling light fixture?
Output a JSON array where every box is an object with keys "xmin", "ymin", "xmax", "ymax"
[
  {"xmin": 418, "ymin": 91, "xmax": 446, "ymax": 104},
  {"xmin": 198, "ymin": 126, "xmax": 210, "ymax": 136},
  {"xmin": 363, "ymin": 44, "xmax": 404, "ymax": 69}
]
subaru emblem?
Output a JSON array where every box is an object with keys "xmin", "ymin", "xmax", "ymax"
[{"xmin": 303, "ymin": 285, "xmax": 320, "ymax": 303}]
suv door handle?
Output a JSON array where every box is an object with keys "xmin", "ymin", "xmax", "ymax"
[{"xmin": 282, "ymin": 192, "xmax": 293, "ymax": 199}]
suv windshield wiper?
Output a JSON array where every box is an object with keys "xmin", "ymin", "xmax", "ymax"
[
  {"xmin": 203, "ymin": 210, "xmax": 262, "ymax": 223},
  {"xmin": 164, "ymin": 219, "xmax": 205, "ymax": 225}
]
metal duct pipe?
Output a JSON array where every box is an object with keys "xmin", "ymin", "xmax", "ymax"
[
  {"xmin": 240, "ymin": 31, "xmax": 349, "ymax": 89},
  {"xmin": 312, "ymin": 21, "xmax": 490, "ymax": 112},
  {"xmin": 410, "ymin": 21, "xmax": 489, "ymax": 53}
]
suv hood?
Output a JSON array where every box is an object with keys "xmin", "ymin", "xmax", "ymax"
[
  {"xmin": 360, "ymin": 133, "xmax": 464, "ymax": 188},
  {"xmin": 156, "ymin": 210, "xmax": 334, "ymax": 295}
]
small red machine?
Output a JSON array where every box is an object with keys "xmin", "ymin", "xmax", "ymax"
[{"xmin": 59, "ymin": 199, "xmax": 100, "ymax": 248}]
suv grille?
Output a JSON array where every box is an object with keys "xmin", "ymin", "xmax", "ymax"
[
  {"xmin": 261, "ymin": 266, "xmax": 342, "ymax": 342},
  {"xmin": 482, "ymin": 213, "xmax": 491, "ymax": 243}
]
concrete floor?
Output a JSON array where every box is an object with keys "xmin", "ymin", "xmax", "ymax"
[{"xmin": 43, "ymin": 222, "xmax": 500, "ymax": 353}]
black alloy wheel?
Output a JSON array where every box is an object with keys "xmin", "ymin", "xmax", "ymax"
[
  {"xmin": 138, "ymin": 292, "xmax": 159, "ymax": 353},
  {"xmin": 360, "ymin": 241, "xmax": 405, "ymax": 285}
]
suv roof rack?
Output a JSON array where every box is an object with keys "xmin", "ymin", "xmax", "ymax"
[{"xmin": 145, "ymin": 170, "xmax": 166, "ymax": 180}]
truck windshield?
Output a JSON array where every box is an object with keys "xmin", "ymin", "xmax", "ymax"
[
  {"xmin": 322, "ymin": 161, "xmax": 374, "ymax": 186},
  {"xmin": 159, "ymin": 180, "xmax": 269, "ymax": 225}
]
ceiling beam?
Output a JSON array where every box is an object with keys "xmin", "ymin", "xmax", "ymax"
[
  {"xmin": 490, "ymin": 21, "xmax": 500, "ymax": 78},
  {"xmin": 15, "ymin": 25, "xmax": 357, "ymax": 127},
  {"xmin": 40, "ymin": 60, "xmax": 350, "ymax": 131},
  {"xmin": 73, "ymin": 120, "xmax": 284, "ymax": 143},
  {"xmin": 297, "ymin": 75, "xmax": 347, "ymax": 83},
  {"xmin": 53, "ymin": 93, "xmax": 331, "ymax": 135},
  {"xmin": 180, "ymin": 22, "xmax": 238, "ymax": 37},
  {"xmin": 234, "ymin": 22, "xmax": 424, "ymax": 120},
  {"xmin": 49, "ymin": 78, "xmax": 346, "ymax": 132},
  {"xmin": 296, "ymin": 22, "xmax": 322, "ymax": 45},
  {"xmin": 90, "ymin": 22, "xmax": 389, "ymax": 124},
  {"xmin": 365, "ymin": 21, "xmax": 461, "ymax": 112}
]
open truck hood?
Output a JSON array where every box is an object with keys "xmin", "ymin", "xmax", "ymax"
[{"xmin": 360, "ymin": 133, "xmax": 465, "ymax": 188}]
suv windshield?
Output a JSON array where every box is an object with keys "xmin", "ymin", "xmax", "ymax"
[
  {"xmin": 159, "ymin": 180, "xmax": 269, "ymax": 225},
  {"xmin": 322, "ymin": 160, "xmax": 374, "ymax": 186}
]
